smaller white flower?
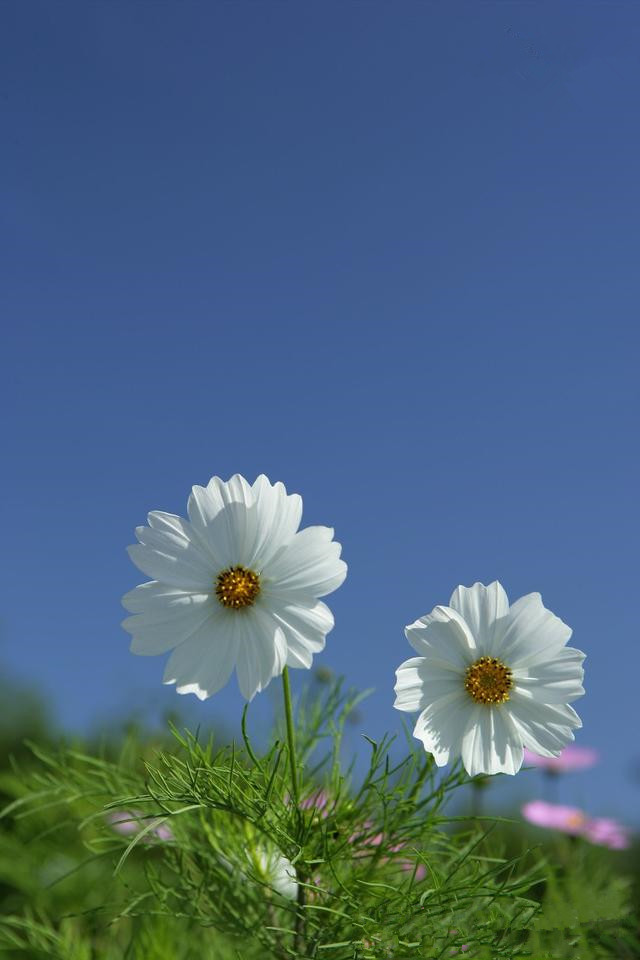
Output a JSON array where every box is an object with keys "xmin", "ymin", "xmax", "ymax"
[
  {"xmin": 252, "ymin": 848, "xmax": 298, "ymax": 900},
  {"xmin": 394, "ymin": 582, "xmax": 585, "ymax": 777},
  {"xmin": 218, "ymin": 842, "xmax": 298, "ymax": 899}
]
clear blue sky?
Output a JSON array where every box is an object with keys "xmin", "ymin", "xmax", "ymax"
[{"xmin": 1, "ymin": 2, "xmax": 639, "ymax": 823}]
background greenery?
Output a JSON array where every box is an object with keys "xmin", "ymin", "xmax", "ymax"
[{"xmin": 1, "ymin": 673, "xmax": 638, "ymax": 960}]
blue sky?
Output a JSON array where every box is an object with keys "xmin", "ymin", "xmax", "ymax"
[{"xmin": 1, "ymin": 2, "xmax": 639, "ymax": 823}]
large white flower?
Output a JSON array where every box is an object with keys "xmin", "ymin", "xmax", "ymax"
[
  {"xmin": 394, "ymin": 582, "xmax": 585, "ymax": 777},
  {"xmin": 122, "ymin": 474, "xmax": 347, "ymax": 701}
]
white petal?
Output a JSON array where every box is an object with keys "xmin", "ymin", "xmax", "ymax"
[
  {"xmin": 147, "ymin": 510, "xmax": 223, "ymax": 566},
  {"xmin": 187, "ymin": 475, "xmax": 256, "ymax": 567},
  {"xmin": 127, "ymin": 543, "xmax": 212, "ymax": 590},
  {"xmin": 460, "ymin": 706, "xmax": 523, "ymax": 776},
  {"xmin": 511, "ymin": 694, "xmax": 582, "ymax": 728},
  {"xmin": 187, "ymin": 483, "xmax": 222, "ymax": 530},
  {"xmin": 412, "ymin": 691, "xmax": 471, "ymax": 766},
  {"xmin": 146, "ymin": 511, "xmax": 191, "ymax": 539},
  {"xmin": 405, "ymin": 605, "xmax": 476, "ymax": 671},
  {"xmin": 268, "ymin": 854, "xmax": 298, "ymax": 900},
  {"xmin": 122, "ymin": 581, "xmax": 209, "ymax": 613},
  {"xmin": 136, "ymin": 515, "xmax": 217, "ymax": 571},
  {"xmin": 163, "ymin": 610, "xmax": 238, "ymax": 700},
  {"xmin": 394, "ymin": 657, "xmax": 463, "ymax": 713},
  {"xmin": 512, "ymin": 646, "xmax": 585, "ymax": 703},
  {"xmin": 124, "ymin": 594, "xmax": 215, "ymax": 655},
  {"xmin": 267, "ymin": 599, "xmax": 333, "ymax": 669},
  {"xmin": 507, "ymin": 692, "xmax": 581, "ymax": 756},
  {"xmin": 263, "ymin": 526, "xmax": 347, "ymax": 598},
  {"xmin": 188, "ymin": 474, "xmax": 254, "ymax": 528},
  {"xmin": 449, "ymin": 581, "xmax": 509, "ymax": 652},
  {"xmin": 247, "ymin": 475, "xmax": 303, "ymax": 569},
  {"xmin": 394, "ymin": 658, "xmax": 427, "ymax": 713},
  {"xmin": 494, "ymin": 593, "xmax": 572, "ymax": 668},
  {"xmin": 235, "ymin": 608, "xmax": 288, "ymax": 700}
]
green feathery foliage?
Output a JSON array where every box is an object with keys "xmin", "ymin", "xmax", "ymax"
[{"xmin": 1, "ymin": 678, "xmax": 638, "ymax": 959}]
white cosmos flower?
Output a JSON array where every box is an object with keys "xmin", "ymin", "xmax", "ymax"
[
  {"xmin": 219, "ymin": 844, "xmax": 298, "ymax": 900},
  {"xmin": 122, "ymin": 474, "xmax": 347, "ymax": 701},
  {"xmin": 394, "ymin": 582, "xmax": 585, "ymax": 777},
  {"xmin": 252, "ymin": 848, "xmax": 298, "ymax": 900}
]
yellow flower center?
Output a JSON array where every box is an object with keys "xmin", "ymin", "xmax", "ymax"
[
  {"xmin": 566, "ymin": 812, "xmax": 586, "ymax": 829},
  {"xmin": 215, "ymin": 565, "xmax": 261, "ymax": 609},
  {"xmin": 464, "ymin": 656, "xmax": 513, "ymax": 705}
]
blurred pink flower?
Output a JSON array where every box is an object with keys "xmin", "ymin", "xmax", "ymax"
[
  {"xmin": 350, "ymin": 820, "xmax": 380, "ymax": 849},
  {"xmin": 304, "ymin": 873, "xmax": 324, "ymax": 903},
  {"xmin": 299, "ymin": 789, "xmax": 331, "ymax": 816},
  {"xmin": 522, "ymin": 802, "xmax": 632, "ymax": 850},
  {"xmin": 106, "ymin": 809, "xmax": 140, "ymax": 836},
  {"xmin": 151, "ymin": 821, "xmax": 174, "ymax": 842},
  {"xmin": 349, "ymin": 822, "xmax": 426, "ymax": 879},
  {"xmin": 106, "ymin": 809, "xmax": 173, "ymax": 842},
  {"xmin": 523, "ymin": 745, "xmax": 599, "ymax": 773},
  {"xmin": 350, "ymin": 821, "xmax": 405, "ymax": 855},
  {"xmin": 583, "ymin": 817, "xmax": 631, "ymax": 850},
  {"xmin": 399, "ymin": 858, "xmax": 427, "ymax": 881},
  {"xmin": 521, "ymin": 800, "xmax": 587, "ymax": 835},
  {"xmin": 448, "ymin": 930, "xmax": 470, "ymax": 954}
]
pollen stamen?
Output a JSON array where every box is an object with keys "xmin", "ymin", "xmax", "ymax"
[
  {"xmin": 215, "ymin": 565, "xmax": 261, "ymax": 609},
  {"xmin": 464, "ymin": 656, "xmax": 513, "ymax": 705}
]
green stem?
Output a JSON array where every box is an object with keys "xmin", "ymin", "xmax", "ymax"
[
  {"xmin": 282, "ymin": 667, "xmax": 300, "ymax": 805},
  {"xmin": 282, "ymin": 667, "xmax": 306, "ymax": 955}
]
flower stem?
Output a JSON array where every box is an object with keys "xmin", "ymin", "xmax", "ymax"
[
  {"xmin": 281, "ymin": 667, "xmax": 300, "ymax": 805},
  {"xmin": 282, "ymin": 667, "xmax": 306, "ymax": 954}
]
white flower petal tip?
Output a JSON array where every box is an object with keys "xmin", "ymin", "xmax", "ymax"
[
  {"xmin": 394, "ymin": 581, "xmax": 585, "ymax": 777},
  {"xmin": 123, "ymin": 474, "xmax": 346, "ymax": 701}
]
